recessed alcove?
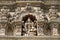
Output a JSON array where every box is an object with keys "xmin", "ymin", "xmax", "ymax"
[{"xmin": 22, "ymin": 14, "xmax": 37, "ymax": 36}]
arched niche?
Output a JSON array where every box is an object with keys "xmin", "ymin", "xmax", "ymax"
[
  {"xmin": 20, "ymin": 13, "xmax": 39, "ymax": 21},
  {"xmin": 21, "ymin": 14, "xmax": 37, "ymax": 36},
  {"xmin": 22, "ymin": 14, "xmax": 37, "ymax": 23}
]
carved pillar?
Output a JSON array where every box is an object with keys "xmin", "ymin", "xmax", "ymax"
[
  {"xmin": 12, "ymin": 21, "xmax": 22, "ymax": 36},
  {"xmin": 37, "ymin": 21, "xmax": 44, "ymax": 36},
  {"xmin": 0, "ymin": 23, "xmax": 7, "ymax": 36},
  {"xmin": 50, "ymin": 22, "xmax": 59, "ymax": 36},
  {"xmin": 14, "ymin": 25, "xmax": 21, "ymax": 36}
]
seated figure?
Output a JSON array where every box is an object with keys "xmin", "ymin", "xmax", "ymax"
[{"xmin": 24, "ymin": 18, "xmax": 37, "ymax": 36}]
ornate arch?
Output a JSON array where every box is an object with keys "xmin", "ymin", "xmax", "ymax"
[
  {"xmin": 20, "ymin": 12, "xmax": 39, "ymax": 21},
  {"xmin": 22, "ymin": 14, "xmax": 37, "ymax": 22}
]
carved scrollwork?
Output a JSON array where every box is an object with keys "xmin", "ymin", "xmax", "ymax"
[{"xmin": 48, "ymin": 6, "xmax": 59, "ymax": 20}]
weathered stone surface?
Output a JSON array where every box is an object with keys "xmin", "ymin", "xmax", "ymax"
[
  {"xmin": 0, "ymin": 36, "xmax": 60, "ymax": 40},
  {"xmin": 0, "ymin": 0, "xmax": 60, "ymax": 40}
]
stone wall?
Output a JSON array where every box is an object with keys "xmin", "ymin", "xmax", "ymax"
[{"xmin": 0, "ymin": 36, "xmax": 60, "ymax": 40}]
